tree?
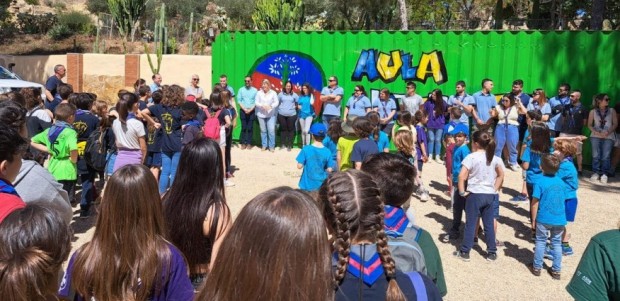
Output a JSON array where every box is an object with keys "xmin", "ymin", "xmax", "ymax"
[
  {"xmin": 591, "ymin": 0, "xmax": 606, "ymax": 29},
  {"xmin": 87, "ymin": 0, "xmax": 110, "ymax": 15},
  {"xmin": 216, "ymin": 0, "xmax": 256, "ymax": 29},
  {"xmin": 397, "ymin": 0, "xmax": 408, "ymax": 29},
  {"xmin": 252, "ymin": 0, "xmax": 305, "ymax": 30},
  {"xmin": 107, "ymin": 0, "xmax": 148, "ymax": 43}
]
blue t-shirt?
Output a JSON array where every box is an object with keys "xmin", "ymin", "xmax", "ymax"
[
  {"xmin": 322, "ymin": 136, "xmax": 338, "ymax": 162},
  {"xmin": 452, "ymin": 144, "xmax": 471, "ymax": 184},
  {"xmin": 548, "ymin": 95, "xmax": 570, "ymax": 131},
  {"xmin": 351, "ymin": 139, "xmax": 379, "ymax": 163},
  {"xmin": 277, "ymin": 92, "xmax": 299, "ymax": 116},
  {"xmin": 377, "ymin": 99, "xmax": 397, "ymax": 124},
  {"xmin": 472, "ymin": 91, "xmax": 496, "ymax": 123},
  {"xmin": 45, "ymin": 76, "xmax": 62, "ymax": 99},
  {"xmin": 527, "ymin": 101, "xmax": 552, "ymax": 117},
  {"xmin": 296, "ymin": 145, "xmax": 334, "ymax": 191},
  {"xmin": 415, "ymin": 125, "xmax": 427, "ymax": 161},
  {"xmin": 298, "ymin": 95, "xmax": 315, "ymax": 119},
  {"xmin": 521, "ymin": 138, "xmax": 555, "ymax": 184},
  {"xmin": 370, "ymin": 131, "xmax": 390, "ymax": 152},
  {"xmin": 557, "ymin": 158, "xmax": 578, "ymax": 199},
  {"xmin": 74, "ymin": 110, "xmax": 100, "ymax": 174},
  {"xmin": 532, "ymin": 174, "xmax": 567, "ymax": 226},
  {"xmin": 346, "ymin": 95, "xmax": 370, "ymax": 117},
  {"xmin": 58, "ymin": 243, "xmax": 194, "ymax": 301},
  {"xmin": 447, "ymin": 94, "xmax": 474, "ymax": 125},
  {"xmin": 148, "ymin": 104, "xmax": 183, "ymax": 153},
  {"xmin": 321, "ymin": 86, "xmax": 344, "ymax": 116}
]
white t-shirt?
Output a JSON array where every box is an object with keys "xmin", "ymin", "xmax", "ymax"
[
  {"xmin": 402, "ymin": 94, "xmax": 423, "ymax": 114},
  {"xmin": 27, "ymin": 107, "xmax": 52, "ymax": 122},
  {"xmin": 461, "ymin": 151, "xmax": 503, "ymax": 194},
  {"xmin": 112, "ymin": 118, "xmax": 146, "ymax": 150}
]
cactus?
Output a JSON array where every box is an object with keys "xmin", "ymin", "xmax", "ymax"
[
  {"xmin": 145, "ymin": 3, "xmax": 167, "ymax": 74},
  {"xmin": 188, "ymin": 12, "xmax": 194, "ymax": 55},
  {"xmin": 93, "ymin": 25, "xmax": 100, "ymax": 53},
  {"xmin": 198, "ymin": 36, "xmax": 205, "ymax": 55},
  {"xmin": 252, "ymin": 0, "xmax": 305, "ymax": 30}
]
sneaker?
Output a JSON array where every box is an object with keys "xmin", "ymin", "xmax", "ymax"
[
  {"xmin": 441, "ymin": 233, "xmax": 458, "ymax": 243},
  {"xmin": 453, "ymin": 250, "xmax": 470, "ymax": 262},
  {"xmin": 590, "ymin": 173, "xmax": 600, "ymax": 182},
  {"xmin": 79, "ymin": 208, "xmax": 90, "ymax": 219},
  {"xmin": 435, "ymin": 157, "xmax": 444, "ymax": 164},
  {"xmin": 287, "ymin": 147, "xmax": 292, "ymax": 152},
  {"xmin": 509, "ymin": 194, "xmax": 528, "ymax": 202},
  {"xmin": 548, "ymin": 268, "xmax": 561, "ymax": 280},
  {"xmin": 420, "ymin": 190, "xmax": 429, "ymax": 202},
  {"xmin": 486, "ymin": 252, "xmax": 498, "ymax": 261},
  {"xmin": 269, "ymin": 148, "xmax": 275, "ymax": 153},
  {"xmin": 601, "ymin": 174, "xmax": 608, "ymax": 184},
  {"xmin": 496, "ymin": 240, "xmax": 505, "ymax": 248},
  {"xmin": 578, "ymin": 170, "xmax": 583, "ymax": 176},
  {"xmin": 226, "ymin": 172, "xmax": 234, "ymax": 179},
  {"xmin": 240, "ymin": 144, "xmax": 247, "ymax": 150},
  {"xmin": 261, "ymin": 147, "xmax": 267, "ymax": 151},
  {"xmin": 511, "ymin": 164, "xmax": 522, "ymax": 172},
  {"xmin": 474, "ymin": 237, "xmax": 479, "ymax": 246},
  {"xmin": 224, "ymin": 180, "xmax": 235, "ymax": 187},
  {"xmin": 562, "ymin": 244, "xmax": 574, "ymax": 256},
  {"xmin": 529, "ymin": 265, "xmax": 541, "ymax": 276}
]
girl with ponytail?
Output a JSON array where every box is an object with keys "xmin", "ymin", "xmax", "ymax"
[
  {"xmin": 455, "ymin": 130, "xmax": 505, "ymax": 262},
  {"xmin": 319, "ymin": 170, "xmax": 442, "ymax": 301}
]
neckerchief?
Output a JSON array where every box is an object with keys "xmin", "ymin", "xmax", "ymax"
[
  {"xmin": 502, "ymin": 106, "xmax": 513, "ymax": 127},
  {"xmin": 567, "ymin": 103, "xmax": 582, "ymax": 129},
  {"xmin": 353, "ymin": 95, "xmax": 364, "ymax": 110},
  {"xmin": 559, "ymin": 95, "xmax": 570, "ymax": 106},
  {"xmin": 127, "ymin": 113, "xmax": 137, "ymax": 120},
  {"xmin": 76, "ymin": 109, "xmax": 87, "ymax": 116},
  {"xmin": 596, "ymin": 108, "xmax": 609, "ymax": 129},
  {"xmin": 0, "ymin": 178, "xmax": 19, "ymax": 196},
  {"xmin": 335, "ymin": 245, "xmax": 384, "ymax": 286},
  {"xmin": 186, "ymin": 119, "xmax": 201, "ymax": 128},
  {"xmin": 384, "ymin": 205, "xmax": 409, "ymax": 236},
  {"xmin": 562, "ymin": 156, "xmax": 573, "ymax": 163},
  {"xmin": 48, "ymin": 121, "xmax": 73, "ymax": 157}
]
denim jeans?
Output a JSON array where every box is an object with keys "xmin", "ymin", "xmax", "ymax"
[
  {"xmin": 590, "ymin": 137, "xmax": 614, "ymax": 176},
  {"xmin": 427, "ymin": 128, "xmax": 443, "ymax": 158},
  {"xmin": 450, "ymin": 190, "xmax": 466, "ymax": 236},
  {"xmin": 80, "ymin": 169, "xmax": 97, "ymax": 211},
  {"xmin": 239, "ymin": 110, "xmax": 255, "ymax": 145},
  {"xmin": 322, "ymin": 114, "xmax": 339, "ymax": 129},
  {"xmin": 159, "ymin": 151, "xmax": 181, "ymax": 193},
  {"xmin": 460, "ymin": 193, "xmax": 496, "ymax": 254},
  {"xmin": 533, "ymin": 223, "xmax": 564, "ymax": 272},
  {"xmin": 495, "ymin": 124, "xmax": 519, "ymax": 165},
  {"xmin": 299, "ymin": 116, "xmax": 314, "ymax": 145},
  {"xmin": 258, "ymin": 115, "xmax": 276, "ymax": 149}
]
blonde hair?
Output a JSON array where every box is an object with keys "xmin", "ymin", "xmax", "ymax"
[{"xmin": 394, "ymin": 129, "xmax": 414, "ymax": 155}]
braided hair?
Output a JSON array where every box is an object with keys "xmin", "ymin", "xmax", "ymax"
[{"xmin": 319, "ymin": 170, "xmax": 406, "ymax": 301}]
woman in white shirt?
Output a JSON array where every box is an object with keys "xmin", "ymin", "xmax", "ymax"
[
  {"xmin": 112, "ymin": 93, "xmax": 146, "ymax": 172},
  {"xmin": 185, "ymin": 74, "xmax": 204, "ymax": 101},
  {"xmin": 491, "ymin": 93, "xmax": 527, "ymax": 171},
  {"xmin": 255, "ymin": 79, "xmax": 279, "ymax": 152}
]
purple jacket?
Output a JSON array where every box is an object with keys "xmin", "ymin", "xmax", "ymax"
[{"xmin": 423, "ymin": 100, "xmax": 448, "ymax": 129}]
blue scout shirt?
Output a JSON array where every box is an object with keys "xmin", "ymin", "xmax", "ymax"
[
  {"xmin": 377, "ymin": 99, "xmax": 397, "ymax": 124},
  {"xmin": 532, "ymin": 174, "xmax": 567, "ymax": 226},
  {"xmin": 548, "ymin": 95, "xmax": 570, "ymax": 131},
  {"xmin": 321, "ymin": 86, "xmax": 344, "ymax": 116},
  {"xmin": 557, "ymin": 157, "xmax": 578, "ymax": 199},
  {"xmin": 452, "ymin": 144, "xmax": 471, "ymax": 184},
  {"xmin": 447, "ymin": 93, "xmax": 474, "ymax": 125},
  {"xmin": 472, "ymin": 91, "xmax": 496, "ymax": 123},
  {"xmin": 346, "ymin": 95, "xmax": 370, "ymax": 117},
  {"xmin": 296, "ymin": 145, "xmax": 334, "ymax": 191}
]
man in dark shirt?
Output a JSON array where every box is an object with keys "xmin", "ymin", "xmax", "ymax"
[
  {"xmin": 44, "ymin": 64, "xmax": 66, "ymax": 105},
  {"xmin": 559, "ymin": 90, "xmax": 588, "ymax": 175}
]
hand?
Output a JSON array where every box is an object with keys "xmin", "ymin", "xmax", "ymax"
[
  {"xmin": 265, "ymin": 105, "xmax": 272, "ymax": 111},
  {"xmin": 454, "ymin": 99, "xmax": 463, "ymax": 106},
  {"xmin": 476, "ymin": 118, "xmax": 484, "ymax": 125},
  {"xmin": 422, "ymin": 155, "xmax": 429, "ymax": 163},
  {"xmin": 154, "ymin": 123, "xmax": 161, "ymax": 129}
]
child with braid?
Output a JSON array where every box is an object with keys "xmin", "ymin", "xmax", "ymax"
[{"xmin": 319, "ymin": 170, "xmax": 442, "ymax": 301}]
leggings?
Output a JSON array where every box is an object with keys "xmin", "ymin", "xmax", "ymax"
[
  {"xmin": 278, "ymin": 114, "xmax": 298, "ymax": 148},
  {"xmin": 298, "ymin": 116, "xmax": 314, "ymax": 145}
]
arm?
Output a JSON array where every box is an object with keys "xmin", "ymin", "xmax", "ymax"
[
  {"xmin": 343, "ymin": 107, "xmax": 349, "ymax": 120},
  {"xmin": 140, "ymin": 110, "xmax": 161, "ymax": 129},
  {"xmin": 494, "ymin": 164, "xmax": 504, "ymax": 191},
  {"xmin": 384, "ymin": 108, "xmax": 396, "ymax": 122},
  {"xmin": 30, "ymin": 141, "xmax": 49, "ymax": 153},
  {"xmin": 139, "ymin": 136, "xmax": 147, "ymax": 163},
  {"xmin": 531, "ymin": 198, "xmax": 539, "ymax": 230},
  {"xmin": 355, "ymin": 161, "xmax": 362, "ymax": 170},
  {"xmin": 204, "ymin": 203, "xmax": 232, "ymax": 267},
  {"xmin": 337, "ymin": 150, "xmax": 342, "ymax": 169},
  {"xmin": 587, "ymin": 110, "xmax": 595, "ymax": 133},
  {"xmin": 44, "ymin": 89, "xmax": 54, "ymax": 101},
  {"xmin": 458, "ymin": 166, "xmax": 470, "ymax": 195},
  {"xmin": 70, "ymin": 150, "xmax": 78, "ymax": 164}
]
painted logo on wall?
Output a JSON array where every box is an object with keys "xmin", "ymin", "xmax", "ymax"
[
  {"xmin": 352, "ymin": 49, "xmax": 448, "ymax": 84},
  {"xmin": 249, "ymin": 51, "xmax": 325, "ymax": 114}
]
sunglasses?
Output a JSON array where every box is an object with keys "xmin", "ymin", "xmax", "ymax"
[
  {"xmin": 602, "ymin": 98, "xmax": 610, "ymax": 102},
  {"xmin": 569, "ymin": 95, "xmax": 576, "ymax": 98},
  {"xmin": 192, "ymin": 78, "xmax": 199, "ymax": 81},
  {"xmin": 354, "ymin": 89, "xmax": 360, "ymax": 92},
  {"xmin": 245, "ymin": 80, "xmax": 251, "ymax": 82},
  {"xmin": 329, "ymin": 79, "xmax": 336, "ymax": 82}
]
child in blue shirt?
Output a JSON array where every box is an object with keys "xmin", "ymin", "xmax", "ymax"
[
  {"xmin": 443, "ymin": 128, "xmax": 470, "ymax": 242},
  {"xmin": 531, "ymin": 153, "xmax": 567, "ymax": 280},
  {"xmin": 552, "ymin": 139, "xmax": 580, "ymax": 257},
  {"xmin": 296, "ymin": 123, "xmax": 334, "ymax": 192},
  {"xmin": 322, "ymin": 119, "xmax": 344, "ymax": 171},
  {"xmin": 350, "ymin": 117, "xmax": 379, "ymax": 170},
  {"xmin": 413, "ymin": 111, "xmax": 429, "ymax": 172}
]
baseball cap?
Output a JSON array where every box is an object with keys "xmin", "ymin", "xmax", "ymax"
[
  {"xmin": 309, "ymin": 123, "xmax": 327, "ymax": 137},
  {"xmin": 449, "ymin": 123, "xmax": 470, "ymax": 136},
  {"xmin": 186, "ymin": 95, "xmax": 197, "ymax": 102},
  {"xmin": 0, "ymin": 194, "xmax": 25, "ymax": 224}
]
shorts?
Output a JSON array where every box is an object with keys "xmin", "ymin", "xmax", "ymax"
[
  {"xmin": 565, "ymin": 198, "xmax": 578, "ymax": 222},
  {"xmin": 559, "ymin": 133, "xmax": 583, "ymax": 154},
  {"xmin": 493, "ymin": 194, "xmax": 500, "ymax": 218},
  {"xmin": 219, "ymin": 126, "xmax": 226, "ymax": 147},
  {"xmin": 105, "ymin": 152, "xmax": 117, "ymax": 176},
  {"xmin": 145, "ymin": 151, "xmax": 162, "ymax": 168}
]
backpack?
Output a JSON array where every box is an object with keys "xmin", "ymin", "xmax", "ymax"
[
  {"xmin": 84, "ymin": 128, "xmax": 108, "ymax": 171},
  {"xmin": 387, "ymin": 225, "xmax": 427, "ymax": 275},
  {"xmin": 203, "ymin": 108, "xmax": 222, "ymax": 140}
]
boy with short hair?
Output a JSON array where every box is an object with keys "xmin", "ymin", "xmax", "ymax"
[
  {"xmin": 0, "ymin": 123, "xmax": 29, "ymax": 212},
  {"xmin": 336, "ymin": 115, "xmax": 360, "ymax": 171},
  {"xmin": 362, "ymin": 153, "xmax": 447, "ymax": 297},
  {"xmin": 442, "ymin": 129, "xmax": 471, "ymax": 242},
  {"xmin": 296, "ymin": 123, "xmax": 334, "ymax": 192},
  {"xmin": 30, "ymin": 103, "xmax": 78, "ymax": 195},
  {"xmin": 531, "ymin": 153, "xmax": 567, "ymax": 280},
  {"xmin": 181, "ymin": 101, "xmax": 202, "ymax": 146}
]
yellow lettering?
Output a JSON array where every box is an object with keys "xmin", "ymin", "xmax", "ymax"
[
  {"xmin": 377, "ymin": 51, "xmax": 403, "ymax": 81},
  {"xmin": 416, "ymin": 52, "xmax": 445, "ymax": 83}
]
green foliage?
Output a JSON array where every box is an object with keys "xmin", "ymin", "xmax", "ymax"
[
  {"xmin": 107, "ymin": 0, "xmax": 147, "ymax": 42},
  {"xmin": 252, "ymin": 0, "xmax": 305, "ymax": 30},
  {"xmin": 86, "ymin": 0, "xmax": 110, "ymax": 14},
  {"xmin": 58, "ymin": 11, "xmax": 94, "ymax": 34},
  {"xmin": 215, "ymin": 0, "xmax": 255, "ymax": 29},
  {"xmin": 25, "ymin": 0, "xmax": 39, "ymax": 5},
  {"xmin": 145, "ymin": 3, "xmax": 166, "ymax": 74},
  {"xmin": 168, "ymin": 37, "xmax": 177, "ymax": 54},
  {"xmin": 161, "ymin": 0, "xmax": 205, "ymax": 23},
  {"xmin": 48, "ymin": 24, "xmax": 72, "ymax": 40},
  {"xmin": 16, "ymin": 13, "xmax": 57, "ymax": 34}
]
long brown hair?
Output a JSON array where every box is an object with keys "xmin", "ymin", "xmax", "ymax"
[
  {"xmin": 0, "ymin": 203, "xmax": 71, "ymax": 301},
  {"xmin": 366, "ymin": 111, "xmax": 381, "ymax": 141},
  {"xmin": 71, "ymin": 165, "xmax": 173, "ymax": 300},
  {"xmin": 319, "ymin": 170, "xmax": 406, "ymax": 301},
  {"xmin": 472, "ymin": 130, "xmax": 496, "ymax": 165},
  {"xmin": 197, "ymin": 187, "xmax": 333, "ymax": 301}
]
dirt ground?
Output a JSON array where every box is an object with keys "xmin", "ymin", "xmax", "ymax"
[{"xmin": 70, "ymin": 145, "xmax": 620, "ymax": 300}]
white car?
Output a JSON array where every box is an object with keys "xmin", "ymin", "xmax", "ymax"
[{"xmin": 0, "ymin": 66, "xmax": 46, "ymax": 99}]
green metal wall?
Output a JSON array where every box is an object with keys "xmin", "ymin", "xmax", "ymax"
[{"xmin": 213, "ymin": 31, "xmax": 620, "ymax": 164}]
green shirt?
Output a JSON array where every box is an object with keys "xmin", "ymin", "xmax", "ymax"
[
  {"xmin": 566, "ymin": 229, "xmax": 620, "ymax": 301},
  {"xmin": 417, "ymin": 227, "xmax": 447, "ymax": 297},
  {"xmin": 337, "ymin": 135, "xmax": 359, "ymax": 171},
  {"xmin": 32, "ymin": 127, "xmax": 78, "ymax": 181}
]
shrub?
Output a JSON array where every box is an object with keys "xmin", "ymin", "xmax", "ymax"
[
  {"xmin": 25, "ymin": 0, "xmax": 39, "ymax": 5},
  {"xmin": 48, "ymin": 24, "xmax": 72, "ymax": 40},
  {"xmin": 16, "ymin": 13, "xmax": 57, "ymax": 34},
  {"xmin": 57, "ymin": 11, "xmax": 93, "ymax": 34}
]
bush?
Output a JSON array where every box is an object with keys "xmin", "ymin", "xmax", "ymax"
[
  {"xmin": 25, "ymin": 0, "xmax": 39, "ymax": 4},
  {"xmin": 16, "ymin": 13, "xmax": 57, "ymax": 34},
  {"xmin": 57, "ymin": 11, "xmax": 93, "ymax": 34},
  {"xmin": 48, "ymin": 24, "xmax": 72, "ymax": 40}
]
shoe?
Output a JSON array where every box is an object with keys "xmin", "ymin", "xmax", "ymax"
[
  {"xmin": 226, "ymin": 172, "xmax": 234, "ymax": 179},
  {"xmin": 79, "ymin": 208, "xmax": 90, "ymax": 219},
  {"xmin": 486, "ymin": 252, "xmax": 497, "ymax": 261},
  {"xmin": 590, "ymin": 173, "xmax": 599, "ymax": 182},
  {"xmin": 601, "ymin": 174, "xmax": 608, "ymax": 184},
  {"xmin": 287, "ymin": 147, "xmax": 292, "ymax": 152},
  {"xmin": 420, "ymin": 190, "xmax": 429, "ymax": 202},
  {"xmin": 511, "ymin": 164, "xmax": 522, "ymax": 172},
  {"xmin": 562, "ymin": 244, "xmax": 574, "ymax": 256},
  {"xmin": 441, "ymin": 233, "xmax": 458, "ymax": 243},
  {"xmin": 224, "ymin": 180, "xmax": 235, "ymax": 187},
  {"xmin": 435, "ymin": 157, "xmax": 444, "ymax": 164},
  {"xmin": 548, "ymin": 268, "xmax": 561, "ymax": 280},
  {"xmin": 247, "ymin": 145, "xmax": 254, "ymax": 150},
  {"xmin": 474, "ymin": 237, "xmax": 479, "ymax": 246},
  {"xmin": 261, "ymin": 147, "xmax": 267, "ymax": 151},
  {"xmin": 453, "ymin": 250, "xmax": 470, "ymax": 262},
  {"xmin": 240, "ymin": 144, "xmax": 247, "ymax": 150},
  {"xmin": 509, "ymin": 194, "xmax": 528, "ymax": 202},
  {"xmin": 578, "ymin": 170, "xmax": 583, "ymax": 176},
  {"xmin": 269, "ymin": 148, "xmax": 275, "ymax": 153},
  {"xmin": 496, "ymin": 240, "xmax": 505, "ymax": 248},
  {"xmin": 529, "ymin": 265, "xmax": 541, "ymax": 276}
]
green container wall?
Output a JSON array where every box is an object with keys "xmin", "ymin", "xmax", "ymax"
[{"xmin": 213, "ymin": 31, "xmax": 620, "ymax": 165}]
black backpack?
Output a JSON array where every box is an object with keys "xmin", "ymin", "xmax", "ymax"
[{"xmin": 84, "ymin": 128, "xmax": 108, "ymax": 171}]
